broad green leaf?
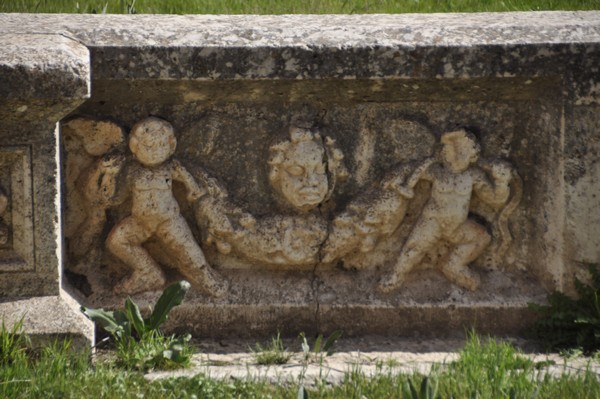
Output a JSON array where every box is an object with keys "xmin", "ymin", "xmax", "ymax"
[
  {"xmin": 420, "ymin": 376, "xmax": 429, "ymax": 399},
  {"xmin": 426, "ymin": 376, "xmax": 438, "ymax": 399},
  {"xmin": 402, "ymin": 381, "xmax": 413, "ymax": 399},
  {"xmin": 147, "ymin": 280, "xmax": 190, "ymax": 331},
  {"xmin": 81, "ymin": 306, "xmax": 121, "ymax": 335},
  {"xmin": 408, "ymin": 379, "xmax": 419, "ymax": 399},
  {"xmin": 113, "ymin": 310, "xmax": 131, "ymax": 339},
  {"xmin": 125, "ymin": 297, "xmax": 145, "ymax": 337}
]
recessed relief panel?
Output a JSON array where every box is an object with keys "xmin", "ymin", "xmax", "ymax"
[{"xmin": 0, "ymin": 146, "xmax": 34, "ymax": 272}]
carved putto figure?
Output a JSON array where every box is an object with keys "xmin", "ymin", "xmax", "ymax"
[
  {"xmin": 105, "ymin": 117, "xmax": 228, "ymax": 296},
  {"xmin": 63, "ymin": 113, "xmax": 521, "ymax": 297},
  {"xmin": 62, "ymin": 117, "xmax": 126, "ymax": 261},
  {"xmin": 379, "ymin": 129, "xmax": 515, "ymax": 292}
]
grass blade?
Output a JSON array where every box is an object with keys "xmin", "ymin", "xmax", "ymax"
[
  {"xmin": 324, "ymin": 330, "xmax": 342, "ymax": 356},
  {"xmin": 313, "ymin": 334, "xmax": 322, "ymax": 354}
]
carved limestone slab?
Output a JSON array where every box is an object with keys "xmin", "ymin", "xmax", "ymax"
[
  {"xmin": 62, "ymin": 108, "xmax": 524, "ymax": 298},
  {"xmin": 2, "ymin": 12, "xmax": 599, "ymax": 338}
]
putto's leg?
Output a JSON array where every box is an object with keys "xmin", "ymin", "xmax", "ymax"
[
  {"xmin": 440, "ymin": 219, "xmax": 490, "ymax": 291},
  {"xmin": 106, "ymin": 217, "xmax": 166, "ymax": 294},
  {"xmin": 157, "ymin": 216, "xmax": 228, "ymax": 298},
  {"xmin": 71, "ymin": 208, "xmax": 106, "ymax": 259},
  {"xmin": 378, "ymin": 219, "xmax": 441, "ymax": 294}
]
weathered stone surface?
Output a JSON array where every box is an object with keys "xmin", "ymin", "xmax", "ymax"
[
  {"xmin": 0, "ymin": 33, "xmax": 90, "ymax": 296},
  {"xmin": 0, "ymin": 12, "xmax": 599, "ymax": 339},
  {"xmin": 0, "ymin": 291, "xmax": 94, "ymax": 350},
  {"xmin": 0, "ymin": 31, "xmax": 92, "ymax": 344}
]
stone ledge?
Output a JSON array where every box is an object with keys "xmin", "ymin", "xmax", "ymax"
[
  {"xmin": 0, "ymin": 33, "xmax": 89, "ymax": 100},
  {"xmin": 162, "ymin": 302, "xmax": 538, "ymax": 338},
  {"xmin": 1, "ymin": 12, "xmax": 599, "ymax": 47},
  {"xmin": 0, "ymin": 12, "xmax": 599, "ymax": 83},
  {"xmin": 0, "ymin": 33, "xmax": 90, "ymax": 129},
  {"xmin": 0, "ymin": 290, "xmax": 94, "ymax": 350}
]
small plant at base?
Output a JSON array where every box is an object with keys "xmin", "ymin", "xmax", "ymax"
[
  {"xmin": 529, "ymin": 264, "xmax": 600, "ymax": 354},
  {"xmin": 251, "ymin": 331, "xmax": 291, "ymax": 365},
  {"xmin": 402, "ymin": 375, "xmax": 439, "ymax": 399},
  {"xmin": 0, "ymin": 318, "xmax": 30, "ymax": 366},
  {"xmin": 299, "ymin": 330, "xmax": 342, "ymax": 363},
  {"xmin": 445, "ymin": 331, "xmax": 539, "ymax": 398},
  {"xmin": 81, "ymin": 280, "xmax": 192, "ymax": 371},
  {"xmin": 297, "ymin": 384, "xmax": 309, "ymax": 399}
]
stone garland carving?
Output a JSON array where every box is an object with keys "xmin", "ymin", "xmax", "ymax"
[
  {"xmin": 64, "ymin": 116, "xmax": 521, "ymax": 296},
  {"xmin": 195, "ymin": 126, "xmax": 347, "ymax": 266},
  {"xmin": 322, "ymin": 159, "xmax": 433, "ymax": 264}
]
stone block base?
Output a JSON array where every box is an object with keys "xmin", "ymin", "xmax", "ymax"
[{"xmin": 0, "ymin": 291, "xmax": 94, "ymax": 351}]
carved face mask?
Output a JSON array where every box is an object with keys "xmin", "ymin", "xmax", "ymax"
[{"xmin": 278, "ymin": 140, "xmax": 328, "ymax": 211}]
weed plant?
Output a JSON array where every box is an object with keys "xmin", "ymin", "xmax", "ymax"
[
  {"xmin": 299, "ymin": 330, "xmax": 342, "ymax": 364},
  {"xmin": 81, "ymin": 280, "xmax": 193, "ymax": 371},
  {"xmin": 0, "ymin": 318, "xmax": 29, "ymax": 366},
  {"xmin": 438, "ymin": 332, "xmax": 538, "ymax": 398},
  {"xmin": 251, "ymin": 331, "xmax": 291, "ymax": 365},
  {"xmin": 1, "ymin": 0, "xmax": 599, "ymax": 14},
  {"xmin": 530, "ymin": 264, "xmax": 600, "ymax": 354},
  {"xmin": 1, "ymin": 328, "xmax": 599, "ymax": 398}
]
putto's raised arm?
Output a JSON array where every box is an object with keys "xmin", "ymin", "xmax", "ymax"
[{"xmin": 474, "ymin": 160, "xmax": 513, "ymax": 209}]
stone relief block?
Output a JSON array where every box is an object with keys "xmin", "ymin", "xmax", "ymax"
[
  {"xmin": 0, "ymin": 11, "xmax": 598, "ymax": 339},
  {"xmin": 62, "ymin": 98, "xmax": 528, "ymax": 298},
  {"xmin": 0, "ymin": 146, "xmax": 34, "ymax": 272}
]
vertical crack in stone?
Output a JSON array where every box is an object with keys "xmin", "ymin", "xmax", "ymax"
[
  {"xmin": 313, "ymin": 137, "xmax": 333, "ymax": 334},
  {"xmin": 311, "ymin": 258, "xmax": 321, "ymax": 334}
]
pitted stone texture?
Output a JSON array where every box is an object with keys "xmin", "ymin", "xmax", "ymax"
[
  {"xmin": 0, "ymin": 34, "xmax": 89, "ymax": 100},
  {"xmin": 0, "ymin": 13, "xmax": 598, "ymax": 101},
  {"xmin": 0, "ymin": 31, "xmax": 90, "ymax": 299},
  {"xmin": 0, "ymin": 291, "xmax": 94, "ymax": 350},
  {"xmin": 1, "ymin": 12, "xmax": 599, "ymax": 338},
  {"xmin": 1, "ymin": 12, "xmax": 599, "ymax": 47}
]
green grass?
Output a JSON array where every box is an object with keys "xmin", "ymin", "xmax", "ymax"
[
  {"xmin": 1, "ymin": 0, "xmax": 599, "ymax": 14},
  {"xmin": 2, "ymin": 327, "xmax": 600, "ymax": 399},
  {"xmin": 251, "ymin": 331, "xmax": 292, "ymax": 365}
]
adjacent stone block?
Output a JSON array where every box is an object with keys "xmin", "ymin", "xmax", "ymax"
[{"xmin": 0, "ymin": 32, "xmax": 93, "ymax": 346}]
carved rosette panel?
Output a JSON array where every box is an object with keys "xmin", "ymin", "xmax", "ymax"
[{"xmin": 0, "ymin": 146, "xmax": 34, "ymax": 272}]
